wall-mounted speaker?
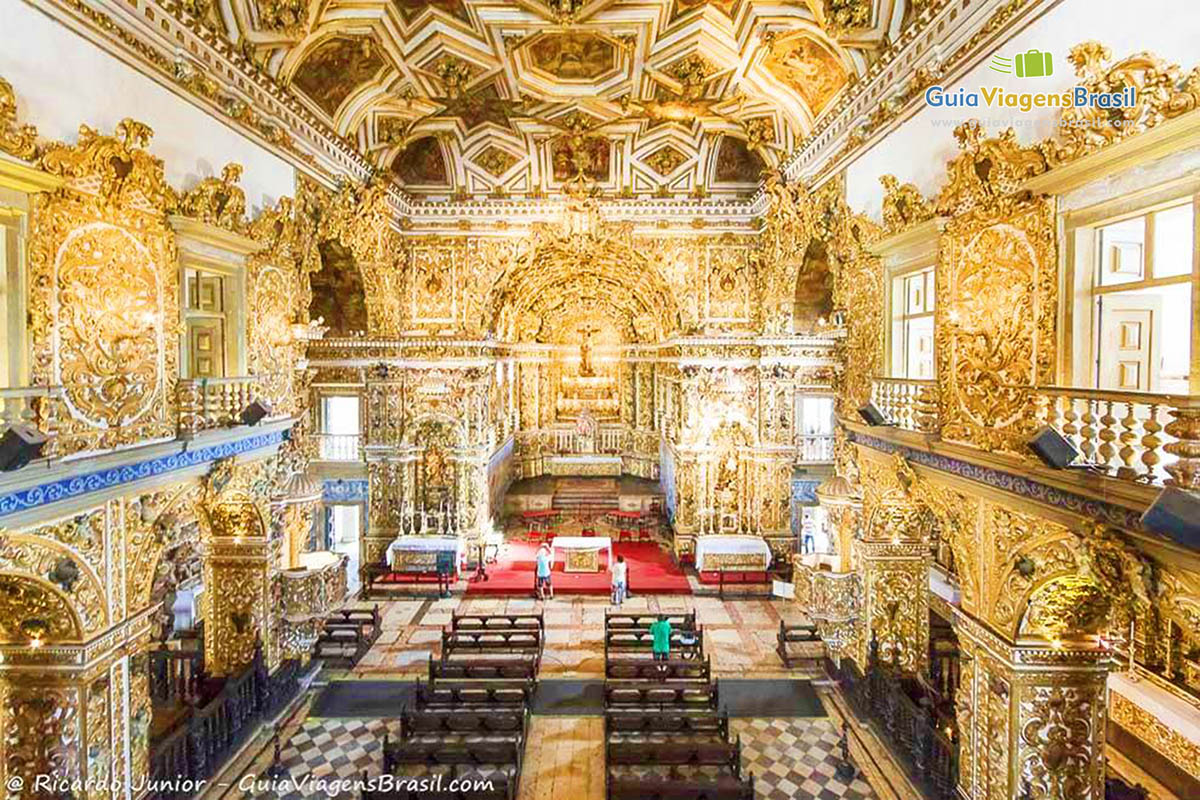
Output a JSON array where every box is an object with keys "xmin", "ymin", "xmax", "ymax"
[
  {"xmin": 0, "ymin": 423, "xmax": 49, "ymax": 471},
  {"xmin": 238, "ymin": 399, "xmax": 272, "ymax": 426},
  {"xmin": 1027, "ymin": 425, "xmax": 1080, "ymax": 470},
  {"xmin": 1141, "ymin": 488, "xmax": 1200, "ymax": 549},
  {"xmin": 857, "ymin": 402, "xmax": 890, "ymax": 427}
]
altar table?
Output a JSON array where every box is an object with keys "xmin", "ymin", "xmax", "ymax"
[
  {"xmin": 694, "ymin": 535, "xmax": 773, "ymax": 572},
  {"xmin": 550, "ymin": 535, "xmax": 613, "ymax": 573},
  {"xmin": 386, "ymin": 536, "xmax": 464, "ymax": 572}
]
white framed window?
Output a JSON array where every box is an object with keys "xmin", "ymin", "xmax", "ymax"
[
  {"xmin": 321, "ymin": 395, "xmax": 361, "ymax": 435},
  {"xmin": 889, "ymin": 265, "xmax": 936, "ymax": 379},
  {"xmin": 1086, "ymin": 199, "xmax": 1196, "ymax": 394}
]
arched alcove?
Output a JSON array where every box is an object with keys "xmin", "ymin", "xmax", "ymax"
[
  {"xmin": 310, "ymin": 240, "xmax": 368, "ymax": 334},
  {"xmin": 794, "ymin": 238, "xmax": 834, "ymax": 333}
]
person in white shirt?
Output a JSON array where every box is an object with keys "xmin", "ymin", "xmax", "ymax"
[{"xmin": 611, "ymin": 555, "xmax": 628, "ymax": 605}]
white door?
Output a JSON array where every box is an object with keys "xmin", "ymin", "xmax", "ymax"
[{"xmin": 1096, "ymin": 294, "xmax": 1162, "ymax": 391}]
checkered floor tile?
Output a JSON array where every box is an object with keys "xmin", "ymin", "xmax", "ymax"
[
  {"xmin": 256, "ymin": 718, "xmax": 396, "ymax": 799},
  {"xmin": 733, "ymin": 718, "xmax": 877, "ymax": 800}
]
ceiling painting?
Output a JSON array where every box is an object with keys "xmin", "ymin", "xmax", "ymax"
[
  {"xmin": 525, "ymin": 33, "xmax": 619, "ymax": 81},
  {"xmin": 551, "ymin": 135, "xmax": 611, "ymax": 182},
  {"xmin": 393, "ymin": 136, "xmax": 449, "ymax": 185},
  {"xmin": 393, "ymin": 0, "xmax": 470, "ymax": 23},
  {"xmin": 714, "ymin": 135, "xmax": 764, "ymax": 183},
  {"xmin": 291, "ymin": 37, "xmax": 386, "ymax": 117},
  {"xmin": 763, "ymin": 34, "xmax": 849, "ymax": 117},
  {"xmin": 224, "ymin": 1, "xmax": 899, "ymax": 200}
]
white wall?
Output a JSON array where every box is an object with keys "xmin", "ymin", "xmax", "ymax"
[
  {"xmin": 0, "ymin": 0, "xmax": 295, "ymax": 212},
  {"xmin": 845, "ymin": 0, "xmax": 1200, "ymax": 219}
]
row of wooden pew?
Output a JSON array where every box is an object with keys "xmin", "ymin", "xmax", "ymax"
[
  {"xmin": 602, "ymin": 611, "xmax": 755, "ymax": 800},
  {"xmin": 313, "ymin": 605, "xmax": 383, "ymax": 668},
  {"xmin": 363, "ymin": 613, "xmax": 545, "ymax": 800}
]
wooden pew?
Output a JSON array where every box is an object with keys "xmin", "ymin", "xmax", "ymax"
[
  {"xmin": 605, "ymin": 657, "xmax": 711, "ymax": 682},
  {"xmin": 382, "ymin": 739, "xmax": 523, "ymax": 775},
  {"xmin": 604, "ymin": 611, "xmax": 696, "ymax": 632},
  {"xmin": 607, "ymin": 737, "xmax": 741, "ymax": 769},
  {"xmin": 451, "ymin": 613, "xmax": 543, "ymax": 634},
  {"xmin": 441, "ymin": 629, "xmax": 542, "ymax": 656},
  {"xmin": 417, "ymin": 680, "xmax": 536, "ymax": 709},
  {"xmin": 776, "ymin": 621, "xmax": 822, "ymax": 668},
  {"xmin": 429, "ymin": 655, "xmax": 538, "ymax": 682},
  {"xmin": 603, "ymin": 627, "xmax": 703, "ymax": 660},
  {"xmin": 604, "ymin": 708, "xmax": 729, "ymax": 739},
  {"xmin": 606, "ymin": 774, "xmax": 754, "ymax": 800},
  {"xmin": 400, "ymin": 706, "xmax": 529, "ymax": 740},
  {"xmin": 602, "ymin": 679, "xmax": 718, "ymax": 710}
]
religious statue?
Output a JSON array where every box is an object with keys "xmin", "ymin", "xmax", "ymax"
[{"xmin": 577, "ymin": 324, "xmax": 599, "ymax": 376}]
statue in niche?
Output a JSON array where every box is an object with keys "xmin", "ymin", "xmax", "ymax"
[
  {"xmin": 575, "ymin": 407, "xmax": 598, "ymax": 453},
  {"xmin": 577, "ymin": 324, "xmax": 599, "ymax": 376}
]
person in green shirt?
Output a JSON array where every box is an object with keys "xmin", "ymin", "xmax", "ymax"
[{"xmin": 649, "ymin": 614, "xmax": 672, "ymax": 672}]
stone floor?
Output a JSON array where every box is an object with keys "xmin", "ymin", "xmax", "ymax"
[
  {"xmin": 229, "ymin": 594, "xmax": 918, "ymax": 800},
  {"xmin": 328, "ymin": 592, "xmax": 820, "ymax": 680}
]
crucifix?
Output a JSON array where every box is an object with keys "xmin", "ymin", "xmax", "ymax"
[{"xmin": 577, "ymin": 324, "xmax": 599, "ymax": 376}]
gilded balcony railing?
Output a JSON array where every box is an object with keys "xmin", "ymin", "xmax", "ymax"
[
  {"xmin": 871, "ymin": 377, "xmax": 939, "ymax": 433},
  {"xmin": 1034, "ymin": 387, "xmax": 1200, "ymax": 488},
  {"xmin": 317, "ymin": 433, "xmax": 362, "ymax": 461},
  {"xmin": 176, "ymin": 375, "xmax": 268, "ymax": 437},
  {"xmin": 0, "ymin": 385, "xmax": 63, "ymax": 459}
]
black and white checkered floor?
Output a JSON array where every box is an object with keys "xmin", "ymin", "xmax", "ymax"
[
  {"xmin": 733, "ymin": 718, "xmax": 877, "ymax": 800},
  {"xmin": 256, "ymin": 714, "xmax": 877, "ymax": 800}
]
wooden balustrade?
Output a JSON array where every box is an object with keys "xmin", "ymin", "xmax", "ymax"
[
  {"xmin": 871, "ymin": 378, "xmax": 939, "ymax": 433},
  {"xmin": 147, "ymin": 646, "xmax": 301, "ymax": 799},
  {"xmin": 1035, "ymin": 388, "xmax": 1200, "ymax": 488},
  {"xmin": 149, "ymin": 645, "xmax": 205, "ymax": 706},
  {"xmin": 317, "ymin": 432, "xmax": 361, "ymax": 460},
  {"xmin": 176, "ymin": 375, "xmax": 270, "ymax": 437},
  {"xmin": 828, "ymin": 643, "xmax": 959, "ymax": 800},
  {"xmin": 0, "ymin": 385, "xmax": 63, "ymax": 458},
  {"xmin": 796, "ymin": 433, "xmax": 835, "ymax": 462}
]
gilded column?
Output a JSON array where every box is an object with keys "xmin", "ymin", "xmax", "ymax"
[
  {"xmin": 198, "ymin": 460, "xmax": 274, "ymax": 677},
  {"xmin": 955, "ymin": 614, "xmax": 1110, "ymax": 800}
]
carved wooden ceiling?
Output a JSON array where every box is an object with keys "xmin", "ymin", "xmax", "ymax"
[{"xmin": 209, "ymin": 0, "xmax": 908, "ymax": 200}]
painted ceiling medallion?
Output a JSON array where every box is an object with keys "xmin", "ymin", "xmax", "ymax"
[
  {"xmin": 645, "ymin": 145, "xmax": 688, "ymax": 177},
  {"xmin": 475, "ymin": 145, "xmax": 520, "ymax": 177}
]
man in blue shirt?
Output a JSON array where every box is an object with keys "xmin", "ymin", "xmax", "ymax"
[{"xmin": 535, "ymin": 544, "xmax": 554, "ymax": 600}]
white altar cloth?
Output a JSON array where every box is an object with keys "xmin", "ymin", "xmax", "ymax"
[
  {"xmin": 694, "ymin": 535, "xmax": 773, "ymax": 572},
  {"xmin": 550, "ymin": 536, "xmax": 613, "ymax": 568},
  {"xmin": 386, "ymin": 536, "xmax": 464, "ymax": 569}
]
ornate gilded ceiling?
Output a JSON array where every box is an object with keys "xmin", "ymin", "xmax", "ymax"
[{"xmin": 210, "ymin": 0, "xmax": 908, "ymax": 200}]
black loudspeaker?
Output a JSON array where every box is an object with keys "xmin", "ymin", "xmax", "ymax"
[
  {"xmin": 0, "ymin": 423, "xmax": 50, "ymax": 471},
  {"xmin": 1027, "ymin": 425, "xmax": 1080, "ymax": 469},
  {"xmin": 857, "ymin": 402, "xmax": 889, "ymax": 426},
  {"xmin": 1141, "ymin": 488, "xmax": 1200, "ymax": 549},
  {"xmin": 238, "ymin": 399, "xmax": 272, "ymax": 426}
]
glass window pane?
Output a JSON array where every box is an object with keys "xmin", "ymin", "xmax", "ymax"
[
  {"xmin": 906, "ymin": 316, "xmax": 935, "ymax": 379},
  {"xmin": 323, "ymin": 396, "xmax": 360, "ymax": 435},
  {"xmin": 906, "ymin": 274, "xmax": 924, "ymax": 314},
  {"xmin": 1153, "ymin": 203, "xmax": 1194, "ymax": 278},
  {"xmin": 923, "ymin": 269, "xmax": 936, "ymax": 312},
  {"xmin": 1098, "ymin": 216, "xmax": 1146, "ymax": 286}
]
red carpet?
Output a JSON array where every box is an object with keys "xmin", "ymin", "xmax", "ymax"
[{"xmin": 466, "ymin": 540, "xmax": 691, "ymax": 596}]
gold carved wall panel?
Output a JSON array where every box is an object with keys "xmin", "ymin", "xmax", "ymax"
[
  {"xmin": 29, "ymin": 120, "xmax": 179, "ymax": 456},
  {"xmin": 937, "ymin": 198, "xmax": 1056, "ymax": 453}
]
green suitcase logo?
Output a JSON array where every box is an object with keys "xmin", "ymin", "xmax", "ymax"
[
  {"xmin": 988, "ymin": 49, "xmax": 1054, "ymax": 78},
  {"xmin": 1015, "ymin": 49, "xmax": 1053, "ymax": 78}
]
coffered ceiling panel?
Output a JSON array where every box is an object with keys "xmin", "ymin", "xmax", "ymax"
[{"xmin": 229, "ymin": 0, "xmax": 905, "ymax": 199}]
